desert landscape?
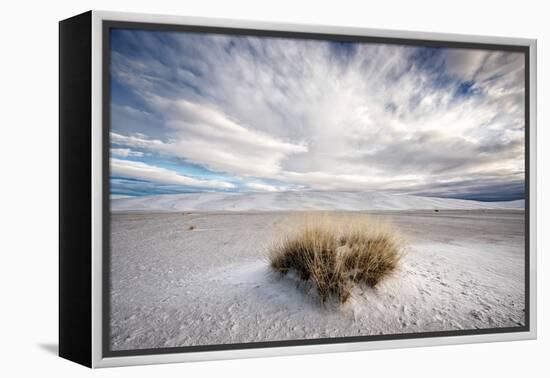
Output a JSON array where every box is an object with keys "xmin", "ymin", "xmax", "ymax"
[
  {"xmin": 107, "ymin": 29, "xmax": 527, "ymax": 352},
  {"xmin": 109, "ymin": 192, "xmax": 525, "ymax": 351}
]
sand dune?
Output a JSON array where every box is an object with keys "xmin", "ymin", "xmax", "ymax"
[
  {"xmin": 109, "ymin": 191, "xmax": 525, "ymax": 350},
  {"xmin": 112, "ymin": 191, "xmax": 524, "ymax": 212}
]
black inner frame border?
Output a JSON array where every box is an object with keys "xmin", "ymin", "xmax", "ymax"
[{"xmin": 102, "ymin": 19, "xmax": 531, "ymax": 358}]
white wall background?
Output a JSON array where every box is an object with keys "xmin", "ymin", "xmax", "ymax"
[{"xmin": 0, "ymin": 0, "xmax": 546, "ymax": 376}]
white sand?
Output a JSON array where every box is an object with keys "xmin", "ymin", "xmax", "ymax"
[
  {"xmin": 112, "ymin": 191, "xmax": 524, "ymax": 212},
  {"xmin": 110, "ymin": 205, "xmax": 525, "ymax": 351}
]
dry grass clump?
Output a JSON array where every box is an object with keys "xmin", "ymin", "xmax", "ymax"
[{"xmin": 269, "ymin": 213, "xmax": 402, "ymax": 305}]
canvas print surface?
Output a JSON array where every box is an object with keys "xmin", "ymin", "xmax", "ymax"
[{"xmin": 107, "ymin": 27, "xmax": 526, "ymax": 353}]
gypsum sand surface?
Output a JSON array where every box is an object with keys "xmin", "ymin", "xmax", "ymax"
[{"xmin": 109, "ymin": 210, "xmax": 525, "ymax": 351}]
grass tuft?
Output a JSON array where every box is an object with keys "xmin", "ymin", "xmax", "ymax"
[{"xmin": 269, "ymin": 213, "xmax": 402, "ymax": 305}]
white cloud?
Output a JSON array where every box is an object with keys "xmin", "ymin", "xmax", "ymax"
[
  {"xmin": 444, "ymin": 49, "xmax": 488, "ymax": 80},
  {"xmin": 110, "ymin": 158, "xmax": 235, "ymax": 190},
  {"xmin": 110, "ymin": 148, "xmax": 145, "ymax": 158},
  {"xmin": 111, "ymin": 132, "xmax": 167, "ymax": 149},
  {"xmin": 246, "ymin": 182, "xmax": 280, "ymax": 192},
  {"xmin": 110, "ymin": 31, "xmax": 525, "ymax": 198},
  {"xmin": 111, "ymin": 100, "xmax": 308, "ymax": 177}
]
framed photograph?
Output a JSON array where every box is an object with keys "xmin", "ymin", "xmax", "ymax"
[{"xmin": 59, "ymin": 10, "xmax": 537, "ymax": 368}]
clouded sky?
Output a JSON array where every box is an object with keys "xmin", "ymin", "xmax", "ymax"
[{"xmin": 109, "ymin": 28, "xmax": 525, "ymax": 201}]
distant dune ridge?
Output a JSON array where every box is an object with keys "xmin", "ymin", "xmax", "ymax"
[{"xmin": 111, "ymin": 191, "xmax": 524, "ymax": 212}]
